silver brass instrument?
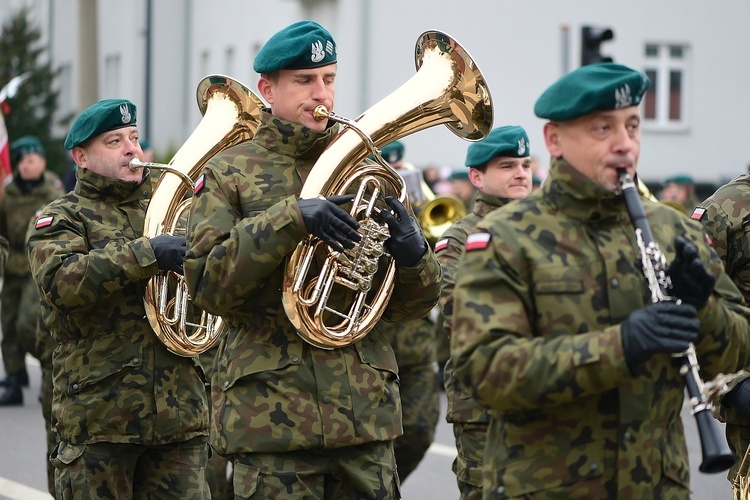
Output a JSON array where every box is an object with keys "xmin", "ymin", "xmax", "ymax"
[
  {"xmin": 130, "ymin": 74, "xmax": 264, "ymax": 356},
  {"xmin": 281, "ymin": 30, "xmax": 493, "ymax": 349},
  {"xmin": 618, "ymin": 168, "xmax": 736, "ymax": 473}
]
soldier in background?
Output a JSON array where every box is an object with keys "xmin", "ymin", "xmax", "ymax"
[
  {"xmin": 659, "ymin": 173, "xmax": 699, "ymax": 215},
  {"xmin": 451, "ymin": 63, "xmax": 750, "ymax": 498},
  {"xmin": 0, "ymin": 136, "xmax": 64, "ymax": 406},
  {"xmin": 691, "ymin": 177, "xmax": 750, "ymax": 490},
  {"xmin": 377, "ymin": 140, "xmax": 441, "ymax": 482},
  {"xmin": 184, "ymin": 21, "xmax": 441, "ymax": 498},
  {"xmin": 27, "ymin": 99, "xmax": 210, "ymax": 498},
  {"xmin": 435, "ymin": 125, "xmax": 533, "ymax": 499}
]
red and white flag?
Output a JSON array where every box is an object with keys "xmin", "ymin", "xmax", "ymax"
[{"xmin": 0, "ymin": 105, "xmax": 11, "ymax": 189}]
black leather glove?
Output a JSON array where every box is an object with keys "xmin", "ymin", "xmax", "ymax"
[
  {"xmin": 722, "ymin": 378, "xmax": 750, "ymax": 419},
  {"xmin": 667, "ymin": 235, "xmax": 715, "ymax": 310},
  {"xmin": 150, "ymin": 234, "xmax": 187, "ymax": 275},
  {"xmin": 621, "ymin": 301, "xmax": 699, "ymax": 372},
  {"xmin": 378, "ymin": 196, "xmax": 427, "ymax": 267},
  {"xmin": 298, "ymin": 195, "xmax": 361, "ymax": 254}
]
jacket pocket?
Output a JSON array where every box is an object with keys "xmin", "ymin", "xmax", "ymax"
[
  {"xmin": 218, "ymin": 325, "xmax": 304, "ymax": 392},
  {"xmin": 63, "ymin": 335, "xmax": 144, "ymax": 395}
]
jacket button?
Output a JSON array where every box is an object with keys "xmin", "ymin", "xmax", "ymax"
[{"xmin": 322, "ymin": 396, "xmax": 331, "ymax": 403}]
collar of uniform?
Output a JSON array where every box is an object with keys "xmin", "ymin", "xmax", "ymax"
[
  {"xmin": 74, "ymin": 165, "xmax": 152, "ymax": 202},
  {"xmin": 473, "ymin": 191, "xmax": 511, "ymax": 217},
  {"xmin": 255, "ymin": 109, "xmax": 339, "ymax": 161},
  {"xmin": 542, "ymin": 157, "xmax": 626, "ymax": 222}
]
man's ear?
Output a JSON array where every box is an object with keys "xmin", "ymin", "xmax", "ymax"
[
  {"xmin": 70, "ymin": 146, "xmax": 86, "ymax": 169},
  {"xmin": 543, "ymin": 122, "xmax": 563, "ymax": 159},
  {"xmin": 257, "ymin": 77, "xmax": 274, "ymax": 105}
]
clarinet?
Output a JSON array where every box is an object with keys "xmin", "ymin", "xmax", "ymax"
[{"xmin": 618, "ymin": 168, "xmax": 736, "ymax": 474}]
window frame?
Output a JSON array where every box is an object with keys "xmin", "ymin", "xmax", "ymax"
[{"xmin": 641, "ymin": 42, "xmax": 691, "ymax": 133}]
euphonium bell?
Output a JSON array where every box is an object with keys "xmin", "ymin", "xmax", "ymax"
[
  {"xmin": 132, "ymin": 74, "xmax": 264, "ymax": 356},
  {"xmin": 281, "ymin": 30, "xmax": 493, "ymax": 349}
]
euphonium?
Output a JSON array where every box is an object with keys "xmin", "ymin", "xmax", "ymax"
[
  {"xmin": 281, "ymin": 30, "xmax": 493, "ymax": 349},
  {"xmin": 130, "ymin": 74, "xmax": 264, "ymax": 356}
]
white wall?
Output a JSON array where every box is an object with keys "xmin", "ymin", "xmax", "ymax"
[{"xmin": 4, "ymin": 0, "xmax": 749, "ymax": 183}]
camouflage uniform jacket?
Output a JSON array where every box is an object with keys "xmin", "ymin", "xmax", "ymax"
[
  {"xmin": 27, "ymin": 167, "xmax": 209, "ymax": 446},
  {"xmin": 694, "ymin": 173, "xmax": 750, "ymax": 483},
  {"xmin": 451, "ymin": 158, "xmax": 750, "ymax": 498},
  {"xmin": 185, "ymin": 110, "xmax": 442, "ymax": 455},
  {"xmin": 0, "ymin": 171, "xmax": 65, "ymax": 277},
  {"xmin": 436, "ymin": 191, "xmax": 511, "ymax": 424}
]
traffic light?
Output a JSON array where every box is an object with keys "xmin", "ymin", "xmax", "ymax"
[{"xmin": 581, "ymin": 26, "xmax": 614, "ymax": 66}]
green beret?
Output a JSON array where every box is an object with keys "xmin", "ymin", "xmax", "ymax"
[
  {"xmin": 64, "ymin": 99, "xmax": 137, "ymax": 150},
  {"xmin": 534, "ymin": 63, "xmax": 651, "ymax": 121},
  {"xmin": 254, "ymin": 21, "xmax": 336, "ymax": 73},
  {"xmin": 448, "ymin": 170, "xmax": 469, "ymax": 181},
  {"xmin": 664, "ymin": 174, "xmax": 694, "ymax": 185},
  {"xmin": 10, "ymin": 135, "xmax": 45, "ymax": 165},
  {"xmin": 465, "ymin": 126, "xmax": 529, "ymax": 167},
  {"xmin": 381, "ymin": 141, "xmax": 404, "ymax": 163}
]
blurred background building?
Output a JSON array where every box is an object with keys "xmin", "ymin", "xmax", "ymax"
[{"xmin": 1, "ymin": 0, "xmax": 748, "ymax": 190}]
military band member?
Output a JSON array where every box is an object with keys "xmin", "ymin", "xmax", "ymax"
[
  {"xmin": 435, "ymin": 125, "xmax": 533, "ymax": 499},
  {"xmin": 0, "ymin": 136, "xmax": 64, "ymax": 407},
  {"xmin": 692, "ymin": 177, "xmax": 750, "ymax": 488},
  {"xmin": 27, "ymin": 99, "xmax": 210, "ymax": 499},
  {"xmin": 451, "ymin": 63, "xmax": 750, "ymax": 498},
  {"xmin": 184, "ymin": 21, "xmax": 441, "ymax": 499}
]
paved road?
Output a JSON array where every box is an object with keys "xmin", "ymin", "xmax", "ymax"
[{"xmin": 0, "ymin": 357, "xmax": 737, "ymax": 499}]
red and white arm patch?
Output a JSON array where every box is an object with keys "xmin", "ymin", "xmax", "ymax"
[
  {"xmin": 194, "ymin": 174, "xmax": 205, "ymax": 195},
  {"xmin": 465, "ymin": 232, "xmax": 491, "ymax": 252},
  {"xmin": 434, "ymin": 238, "xmax": 448, "ymax": 253},
  {"xmin": 690, "ymin": 207, "xmax": 706, "ymax": 221},
  {"xmin": 35, "ymin": 215, "xmax": 54, "ymax": 229}
]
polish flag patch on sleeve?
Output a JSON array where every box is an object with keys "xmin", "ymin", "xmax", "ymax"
[
  {"xmin": 434, "ymin": 238, "xmax": 448, "ymax": 253},
  {"xmin": 194, "ymin": 174, "xmax": 205, "ymax": 195},
  {"xmin": 35, "ymin": 215, "xmax": 54, "ymax": 229},
  {"xmin": 465, "ymin": 232, "xmax": 491, "ymax": 251},
  {"xmin": 690, "ymin": 207, "xmax": 706, "ymax": 221}
]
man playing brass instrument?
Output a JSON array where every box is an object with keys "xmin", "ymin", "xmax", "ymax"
[
  {"xmin": 451, "ymin": 63, "xmax": 750, "ymax": 498},
  {"xmin": 27, "ymin": 99, "xmax": 210, "ymax": 498},
  {"xmin": 184, "ymin": 21, "xmax": 441, "ymax": 498}
]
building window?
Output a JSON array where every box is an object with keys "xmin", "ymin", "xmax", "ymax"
[{"xmin": 642, "ymin": 43, "xmax": 689, "ymax": 130}]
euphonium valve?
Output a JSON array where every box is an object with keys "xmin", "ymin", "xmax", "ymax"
[
  {"xmin": 135, "ymin": 74, "xmax": 264, "ymax": 356},
  {"xmin": 281, "ymin": 30, "xmax": 493, "ymax": 349}
]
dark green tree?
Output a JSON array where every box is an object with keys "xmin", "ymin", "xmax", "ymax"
[{"xmin": 0, "ymin": 7, "xmax": 72, "ymax": 179}]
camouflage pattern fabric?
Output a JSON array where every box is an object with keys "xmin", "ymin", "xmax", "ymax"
[
  {"xmin": 36, "ymin": 317, "xmax": 57, "ymax": 495},
  {"xmin": 233, "ymin": 440, "xmax": 398, "ymax": 499},
  {"xmin": 198, "ymin": 345, "xmax": 234, "ymax": 500},
  {"xmin": 378, "ymin": 316, "xmax": 440, "ymax": 481},
  {"xmin": 451, "ymin": 158, "xmax": 750, "ymax": 499},
  {"xmin": 50, "ymin": 436, "xmax": 209, "ymax": 499},
  {"xmin": 0, "ymin": 171, "xmax": 64, "ymax": 374},
  {"xmin": 185, "ymin": 110, "xmax": 441, "ymax": 476},
  {"xmin": 27, "ymin": 168, "xmax": 208, "ymax": 457},
  {"xmin": 436, "ymin": 191, "xmax": 512, "ymax": 498},
  {"xmin": 694, "ymin": 174, "xmax": 750, "ymax": 485}
]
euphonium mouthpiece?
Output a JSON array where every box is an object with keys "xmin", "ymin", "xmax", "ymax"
[
  {"xmin": 129, "ymin": 158, "xmax": 144, "ymax": 171},
  {"xmin": 313, "ymin": 105, "xmax": 330, "ymax": 121}
]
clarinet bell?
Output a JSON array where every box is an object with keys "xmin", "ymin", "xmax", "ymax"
[{"xmin": 696, "ymin": 410, "xmax": 736, "ymax": 473}]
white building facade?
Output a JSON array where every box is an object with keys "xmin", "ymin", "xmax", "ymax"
[{"xmin": 2, "ymin": 0, "xmax": 748, "ymax": 184}]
